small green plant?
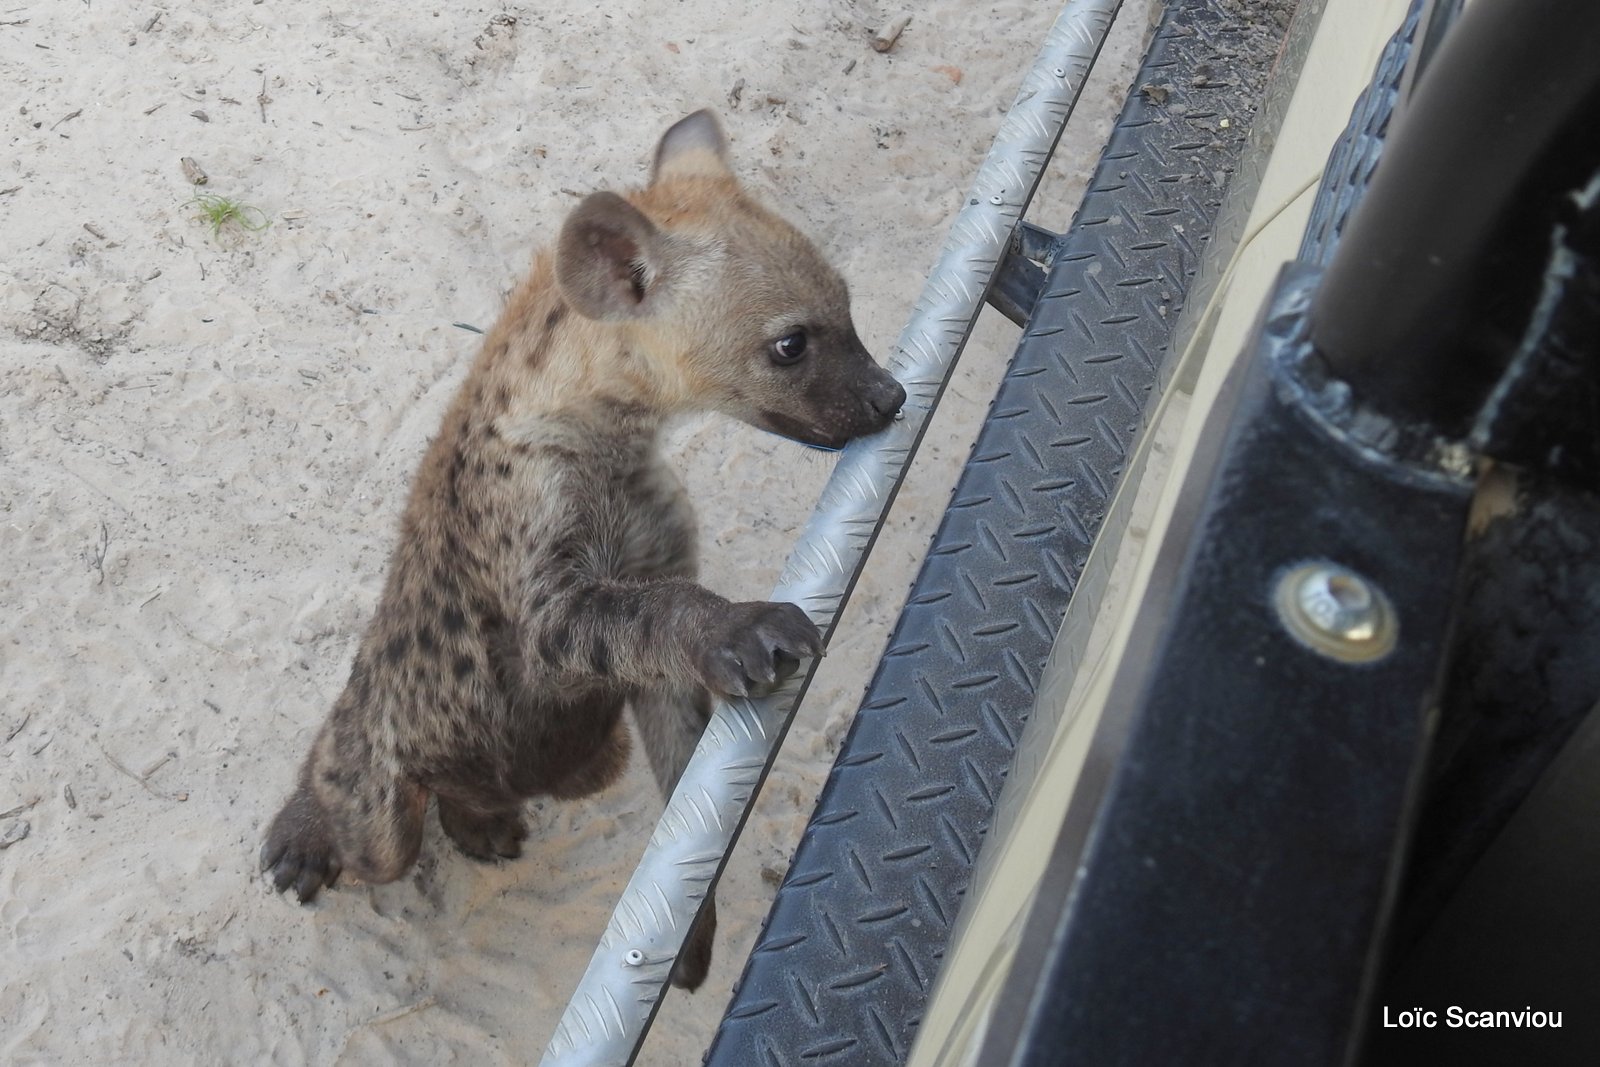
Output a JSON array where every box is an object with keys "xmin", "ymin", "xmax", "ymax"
[{"xmin": 190, "ymin": 193, "xmax": 270, "ymax": 239}]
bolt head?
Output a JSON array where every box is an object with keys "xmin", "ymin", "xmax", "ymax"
[{"xmin": 1273, "ymin": 562, "xmax": 1397, "ymax": 663}]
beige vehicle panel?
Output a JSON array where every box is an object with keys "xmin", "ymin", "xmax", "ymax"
[{"xmin": 907, "ymin": 1, "xmax": 1414, "ymax": 1063}]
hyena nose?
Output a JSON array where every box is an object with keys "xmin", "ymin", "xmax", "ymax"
[{"xmin": 867, "ymin": 378, "xmax": 907, "ymax": 419}]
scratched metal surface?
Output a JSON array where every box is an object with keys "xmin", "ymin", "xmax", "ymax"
[
  {"xmin": 703, "ymin": 2, "xmax": 1293, "ymax": 1063},
  {"xmin": 538, "ymin": 2, "xmax": 1126, "ymax": 1064}
]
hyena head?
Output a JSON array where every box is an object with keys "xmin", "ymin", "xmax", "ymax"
[{"xmin": 554, "ymin": 109, "xmax": 906, "ymax": 449}]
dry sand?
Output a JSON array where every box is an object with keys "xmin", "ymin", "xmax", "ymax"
[{"xmin": 1, "ymin": 1, "xmax": 1153, "ymax": 1061}]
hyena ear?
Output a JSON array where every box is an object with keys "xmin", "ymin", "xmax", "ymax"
[
  {"xmin": 651, "ymin": 109, "xmax": 732, "ymax": 183},
  {"xmin": 556, "ymin": 191, "xmax": 670, "ymax": 321}
]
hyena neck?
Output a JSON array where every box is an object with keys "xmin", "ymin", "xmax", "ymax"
[{"xmin": 478, "ymin": 255, "xmax": 690, "ymax": 436}]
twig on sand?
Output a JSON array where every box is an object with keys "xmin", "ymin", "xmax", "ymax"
[
  {"xmin": 92, "ymin": 737, "xmax": 188, "ymax": 802},
  {"xmin": 872, "ymin": 14, "xmax": 910, "ymax": 53},
  {"xmin": 0, "ymin": 797, "xmax": 39, "ymax": 820},
  {"xmin": 88, "ymin": 521, "xmax": 109, "ymax": 584},
  {"xmin": 95, "ymin": 738, "xmax": 159, "ymax": 794},
  {"xmin": 335, "ymin": 996, "xmax": 439, "ymax": 1057},
  {"xmin": 4, "ymin": 711, "xmax": 30, "ymax": 744},
  {"xmin": 365, "ymin": 997, "xmax": 438, "ymax": 1027},
  {"xmin": 168, "ymin": 612, "xmax": 233, "ymax": 657},
  {"xmin": 257, "ymin": 72, "xmax": 271, "ymax": 124}
]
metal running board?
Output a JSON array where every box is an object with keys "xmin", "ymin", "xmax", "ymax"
[
  {"xmin": 539, "ymin": 2, "xmax": 1125, "ymax": 1063},
  {"xmin": 706, "ymin": 1, "xmax": 1297, "ymax": 1061}
]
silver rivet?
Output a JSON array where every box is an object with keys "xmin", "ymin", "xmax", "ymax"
[
  {"xmin": 1053, "ymin": 67, "xmax": 1067, "ymax": 78},
  {"xmin": 1274, "ymin": 562, "xmax": 1397, "ymax": 663},
  {"xmin": 623, "ymin": 949, "xmax": 645, "ymax": 967},
  {"xmin": 989, "ymin": 194, "xmax": 1004, "ymax": 206}
]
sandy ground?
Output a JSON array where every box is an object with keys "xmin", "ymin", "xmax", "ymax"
[{"xmin": 1, "ymin": 1, "xmax": 1154, "ymax": 1062}]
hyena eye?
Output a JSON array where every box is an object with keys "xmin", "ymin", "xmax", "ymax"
[{"xmin": 771, "ymin": 330, "xmax": 808, "ymax": 366}]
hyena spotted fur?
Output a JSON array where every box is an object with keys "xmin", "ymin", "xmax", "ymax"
[{"xmin": 260, "ymin": 110, "xmax": 906, "ymax": 990}]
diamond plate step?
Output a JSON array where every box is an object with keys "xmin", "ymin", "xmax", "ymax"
[{"xmin": 705, "ymin": 2, "xmax": 1294, "ymax": 1063}]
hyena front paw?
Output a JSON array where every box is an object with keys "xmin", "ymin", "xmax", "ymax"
[
  {"xmin": 259, "ymin": 787, "xmax": 342, "ymax": 903},
  {"xmin": 695, "ymin": 601, "xmax": 821, "ymax": 699}
]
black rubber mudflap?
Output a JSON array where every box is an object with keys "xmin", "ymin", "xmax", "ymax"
[{"xmin": 706, "ymin": 3, "xmax": 1293, "ymax": 1063}]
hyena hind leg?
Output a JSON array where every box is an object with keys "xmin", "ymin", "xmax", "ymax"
[
  {"xmin": 543, "ymin": 714, "xmax": 633, "ymax": 801},
  {"xmin": 629, "ymin": 684, "xmax": 712, "ymax": 799},
  {"xmin": 261, "ymin": 741, "xmax": 426, "ymax": 902},
  {"xmin": 630, "ymin": 684, "xmax": 718, "ymax": 992},
  {"xmin": 437, "ymin": 798, "xmax": 528, "ymax": 862}
]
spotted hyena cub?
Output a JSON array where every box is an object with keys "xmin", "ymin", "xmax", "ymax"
[{"xmin": 259, "ymin": 110, "xmax": 905, "ymax": 990}]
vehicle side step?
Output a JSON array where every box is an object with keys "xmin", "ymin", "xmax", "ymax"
[{"xmin": 705, "ymin": 2, "xmax": 1296, "ymax": 1062}]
